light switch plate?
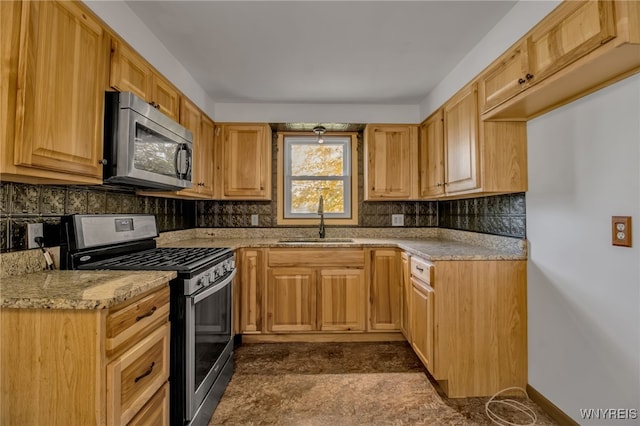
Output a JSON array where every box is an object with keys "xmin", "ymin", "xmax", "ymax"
[
  {"xmin": 392, "ymin": 214, "xmax": 404, "ymax": 226},
  {"xmin": 612, "ymin": 216, "xmax": 632, "ymax": 247},
  {"xmin": 251, "ymin": 214, "xmax": 259, "ymax": 226}
]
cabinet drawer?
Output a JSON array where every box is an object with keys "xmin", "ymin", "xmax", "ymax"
[
  {"xmin": 410, "ymin": 257, "xmax": 434, "ymax": 285},
  {"xmin": 107, "ymin": 286, "xmax": 170, "ymax": 353},
  {"xmin": 268, "ymin": 249, "xmax": 365, "ymax": 267},
  {"xmin": 127, "ymin": 382, "xmax": 169, "ymax": 426},
  {"xmin": 107, "ymin": 322, "xmax": 170, "ymax": 426}
]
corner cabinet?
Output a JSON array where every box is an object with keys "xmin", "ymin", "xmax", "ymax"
[
  {"xmin": 216, "ymin": 123, "xmax": 272, "ymax": 200},
  {"xmin": 364, "ymin": 124, "xmax": 419, "ymax": 200},
  {"xmin": 1, "ymin": 285, "xmax": 171, "ymax": 425},
  {"xmin": 419, "ymin": 83, "xmax": 528, "ymax": 199},
  {"xmin": 1, "ymin": 0, "xmax": 109, "ymax": 184}
]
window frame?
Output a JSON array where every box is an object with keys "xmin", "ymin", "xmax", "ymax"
[{"xmin": 277, "ymin": 132, "xmax": 358, "ymax": 225}]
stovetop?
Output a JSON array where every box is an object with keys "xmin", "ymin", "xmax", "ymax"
[{"xmin": 76, "ymin": 247, "xmax": 232, "ymax": 273}]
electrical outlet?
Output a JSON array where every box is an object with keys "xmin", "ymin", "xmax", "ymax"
[
  {"xmin": 251, "ymin": 214, "xmax": 259, "ymax": 226},
  {"xmin": 391, "ymin": 214, "xmax": 404, "ymax": 227},
  {"xmin": 27, "ymin": 223, "xmax": 44, "ymax": 249},
  {"xmin": 612, "ymin": 216, "xmax": 632, "ymax": 247}
]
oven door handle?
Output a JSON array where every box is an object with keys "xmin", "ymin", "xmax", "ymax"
[{"xmin": 191, "ymin": 269, "xmax": 237, "ymax": 304}]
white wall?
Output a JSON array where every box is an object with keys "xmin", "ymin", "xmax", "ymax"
[
  {"xmin": 212, "ymin": 102, "xmax": 420, "ymax": 124},
  {"xmin": 527, "ymin": 74, "xmax": 640, "ymax": 424}
]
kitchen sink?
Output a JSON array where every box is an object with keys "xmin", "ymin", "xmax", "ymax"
[{"xmin": 277, "ymin": 238, "xmax": 354, "ymax": 243}]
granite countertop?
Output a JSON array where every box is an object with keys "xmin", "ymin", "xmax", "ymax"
[
  {"xmin": 0, "ymin": 270, "xmax": 176, "ymax": 310},
  {"xmin": 162, "ymin": 237, "xmax": 527, "ymax": 261}
]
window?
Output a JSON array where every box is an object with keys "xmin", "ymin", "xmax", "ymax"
[{"xmin": 277, "ymin": 133, "xmax": 358, "ymax": 225}]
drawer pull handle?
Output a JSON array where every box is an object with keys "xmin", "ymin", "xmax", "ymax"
[
  {"xmin": 134, "ymin": 362, "xmax": 155, "ymax": 383},
  {"xmin": 136, "ymin": 306, "xmax": 157, "ymax": 322},
  {"xmin": 416, "ymin": 266, "xmax": 424, "ymax": 272}
]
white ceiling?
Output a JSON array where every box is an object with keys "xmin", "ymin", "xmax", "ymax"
[{"xmin": 125, "ymin": 1, "xmax": 517, "ymax": 106}]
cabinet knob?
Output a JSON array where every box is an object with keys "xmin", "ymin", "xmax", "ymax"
[
  {"xmin": 518, "ymin": 78, "xmax": 526, "ymax": 85},
  {"xmin": 526, "ymin": 73, "xmax": 534, "ymax": 80},
  {"xmin": 98, "ymin": 159, "xmax": 108, "ymax": 165}
]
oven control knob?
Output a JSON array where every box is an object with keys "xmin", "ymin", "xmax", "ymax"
[{"xmin": 197, "ymin": 276, "xmax": 207, "ymax": 287}]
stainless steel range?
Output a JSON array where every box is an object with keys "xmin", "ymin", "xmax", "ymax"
[{"xmin": 60, "ymin": 214, "xmax": 235, "ymax": 426}]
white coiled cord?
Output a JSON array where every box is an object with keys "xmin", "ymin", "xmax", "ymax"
[{"xmin": 485, "ymin": 387, "xmax": 537, "ymax": 426}]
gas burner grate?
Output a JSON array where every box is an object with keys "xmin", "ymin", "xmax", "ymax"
[{"xmin": 82, "ymin": 247, "xmax": 231, "ymax": 272}]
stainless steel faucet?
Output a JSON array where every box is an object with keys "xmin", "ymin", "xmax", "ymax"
[{"xmin": 318, "ymin": 195, "xmax": 325, "ymax": 239}]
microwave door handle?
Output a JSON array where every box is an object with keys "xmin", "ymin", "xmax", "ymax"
[{"xmin": 175, "ymin": 144, "xmax": 191, "ymax": 179}]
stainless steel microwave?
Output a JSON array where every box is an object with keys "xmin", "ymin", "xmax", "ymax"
[{"xmin": 103, "ymin": 91, "xmax": 193, "ymax": 190}]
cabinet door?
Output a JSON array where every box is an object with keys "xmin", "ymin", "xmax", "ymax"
[
  {"xmin": 14, "ymin": 1, "xmax": 107, "ymax": 178},
  {"xmin": 527, "ymin": 0, "xmax": 616, "ymax": 88},
  {"xmin": 106, "ymin": 323, "xmax": 170, "ymax": 426},
  {"xmin": 365, "ymin": 125, "xmax": 418, "ymax": 200},
  {"xmin": 419, "ymin": 111, "xmax": 445, "ymax": 198},
  {"xmin": 318, "ymin": 269, "xmax": 366, "ymax": 332},
  {"xmin": 399, "ymin": 252, "xmax": 411, "ymax": 340},
  {"xmin": 222, "ymin": 124, "xmax": 271, "ymax": 199},
  {"xmin": 479, "ymin": 42, "xmax": 529, "ymax": 113},
  {"xmin": 266, "ymin": 268, "xmax": 316, "ymax": 332},
  {"xmin": 198, "ymin": 115, "xmax": 215, "ymax": 197},
  {"xmin": 370, "ymin": 250, "xmax": 401, "ymax": 331},
  {"xmin": 410, "ymin": 278, "xmax": 434, "ymax": 374},
  {"xmin": 239, "ymin": 249, "xmax": 263, "ymax": 333},
  {"xmin": 110, "ymin": 39, "xmax": 152, "ymax": 100},
  {"xmin": 151, "ymin": 74, "xmax": 180, "ymax": 122},
  {"xmin": 443, "ymin": 83, "xmax": 480, "ymax": 194},
  {"xmin": 177, "ymin": 98, "xmax": 202, "ymax": 197}
]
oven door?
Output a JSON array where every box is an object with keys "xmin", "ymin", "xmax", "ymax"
[{"xmin": 185, "ymin": 269, "xmax": 236, "ymax": 421}]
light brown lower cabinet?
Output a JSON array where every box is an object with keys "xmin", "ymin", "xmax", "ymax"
[
  {"xmin": 266, "ymin": 267, "xmax": 317, "ymax": 332},
  {"xmin": 405, "ymin": 254, "xmax": 527, "ymax": 398},
  {"xmin": 0, "ymin": 285, "xmax": 171, "ymax": 425},
  {"xmin": 370, "ymin": 249, "xmax": 401, "ymax": 331},
  {"xmin": 409, "ymin": 256, "xmax": 435, "ymax": 375},
  {"xmin": 399, "ymin": 251, "xmax": 412, "ymax": 340},
  {"xmin": 238, "ymin": 248, "xmax": 368, "ymax": 334}
]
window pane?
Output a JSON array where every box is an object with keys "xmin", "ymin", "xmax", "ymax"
[
  {"xmin": 291, "ymin": 144, "xmax": 344, "ymax": 176},
  {"xmin": 290, "ymin": 180, "xmax": 345, "ymax": 214}
]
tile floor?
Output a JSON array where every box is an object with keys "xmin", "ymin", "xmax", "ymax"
[{"xmin": 209, "ymin": 341, "xmax": 557, "ymax": 425}]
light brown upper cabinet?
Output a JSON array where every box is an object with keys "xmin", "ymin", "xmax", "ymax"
[
  {"xmin": 1, "ymin": 1, "xmax": 109, "ymax": 184},
  {"xmin": 364, "ymin": 124, "xmax": 419, "ymax": 200},
  {"xmin": 443, "ymin": 83, "xmax": 480, "ymax": 194},
  {"xmin": 110, "ymin": 39, "xmax": 180, "ymax": 122},
  {"xmin": 173, "ymin": 99, "xmax": 215, "ymax": 198},
  {"xmin": 419, "ymin": 110, "xmax": 445, "ymax": 198},
  {"xmin": 420, "ymin": 83, "xmax": 528, "ymax": 199},
  {"xmin": 481, "ymin": 0, "xmax": 640, "ymax": 120},
  {"xmin": 216, "ymin": 124, "xmax": 272, "ymax": 200}
]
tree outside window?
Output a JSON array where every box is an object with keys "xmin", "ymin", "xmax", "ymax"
[{"xmin": 284, "ymin": 136, "xmax": 352, "ymax": 219}]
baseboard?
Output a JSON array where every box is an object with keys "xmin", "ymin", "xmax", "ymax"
[
  {"xmin": 527, "ymin": 384, "xmax": 579, "ymax": 426},
  {"xmin": 241, "ymin": 332, "xmax": 406, "ymax": 343}
]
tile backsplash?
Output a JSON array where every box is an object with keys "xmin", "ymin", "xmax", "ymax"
[
  {"xmin": 0, "ymin": 130, "xmax": 526, "ymax": 252},
  {"xmin": 439, "ymin": 193, "xmax": 526, "ymax": 238},
  {"xmin": 0, "ymin": 183, "xmax": 195, "ymax": 252}
]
